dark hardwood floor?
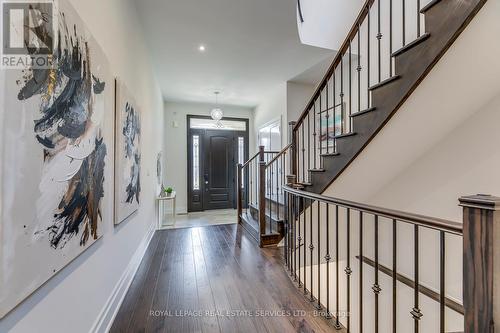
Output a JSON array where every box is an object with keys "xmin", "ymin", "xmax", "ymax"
[{"xmin": 111, "ymin": 224, "xmax": 338, "ymax": 333}]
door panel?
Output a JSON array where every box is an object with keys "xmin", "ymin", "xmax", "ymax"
[{"xmin": 203, "ymin": 130, "xmax": 234, "ymax": 210}]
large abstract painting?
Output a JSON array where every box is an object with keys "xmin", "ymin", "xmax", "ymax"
[
  {"xmin": 114, "ymin": 80, "xmax": 141, "ymax": 224},
  {"xmin": 0, "ymin": 0, "xmax": 113, "ymax": 318}
]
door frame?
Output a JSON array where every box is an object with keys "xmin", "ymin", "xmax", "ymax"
[{"xmin": 187, "ymin": 115, "xmax": 249, "ymax": 212}]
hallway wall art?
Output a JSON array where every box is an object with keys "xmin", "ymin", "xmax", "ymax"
[
  {"xmin": 114, "ymin": 79, "xmax": 141, "ymax": 224},
  {"xmin": 0, "ymin": 0, "xmax": 113, "ymax": 318}
]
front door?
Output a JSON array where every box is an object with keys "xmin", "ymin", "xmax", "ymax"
[
  {"xmin": 187, "ymin": 116, "xmax": 249, "ymax": 212},
  {"xmin": 203, "ymin": 130, "xmax": 235, "ymax": 210}
]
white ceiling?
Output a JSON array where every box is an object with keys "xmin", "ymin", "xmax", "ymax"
[{"xmin": 134, "ymin": 0, "xmax": 335, "ymax": 107}]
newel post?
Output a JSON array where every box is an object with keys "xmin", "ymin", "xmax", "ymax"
[
  {"xmin": 236, "ymin": 163, "xmax": 243, "ymax": 223},
  {"xmin": 258, "ymin": 146, "xmax": 266, "ymax": 245},
  {"xmin": 460, "ymin": 194, "xmax": 500, "ymax": 333}
]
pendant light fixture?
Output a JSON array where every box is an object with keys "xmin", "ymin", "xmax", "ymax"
[{"xmin": 210, "ymin": 91, "xmax": 223, "ymax": 126}]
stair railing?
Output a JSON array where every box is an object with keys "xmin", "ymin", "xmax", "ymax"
[
  {"xmin": 263, "ymin": 143, "xmax": 292, "ymax": 234},
  {"xmin": 292, "ymin": 0, "xmax": 431, "ymax": 185},
  {"xmin": 284, "ymin": 182, "xmax": 498, "ymax": 333},
  {"xmin": 237, "ymin": 146, "xmax": 280, "ymax": 240}
]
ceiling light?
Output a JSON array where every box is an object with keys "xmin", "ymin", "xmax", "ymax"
[
  {"xmin": 198, "ymin": 45, "xmax": 206, "ymax": 52},
  {"xmin": 211, "ymin": 92, "xmax": 224, "ymax": 125}
]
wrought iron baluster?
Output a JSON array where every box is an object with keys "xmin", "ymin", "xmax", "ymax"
[
  {"xmin": 325, "ymin": 203, "xmax": 331, "ymax": 318},
  {"xmin": 440, "ymin": 231, "xmax": 445, "ymax": 333},
  {"xmin": 411, "ymin": 225, "xmax": 422, "ymax": 332},
  {"xmin": 335, "ymin": 205, "xmax": 341, "ymax": 328},
  {"xmin": 393, "ymin": 219, "xmax": 397, "ymax": 333},
  {"xmin": 346, "ymin": 208, "xmax": 352, "ymax": 332},
  {"xmin": 359, "ymin": 211, "xmax": 364, "ymax": 333},
  {"xmin": 373, "ymin": 215, "xmax": 381, "ymax": 333}
]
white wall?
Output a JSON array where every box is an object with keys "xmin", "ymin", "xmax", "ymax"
[
  {"xmin": 286, "ymin": 81, "xmax": 315, "ymax": 126},
  {"xmin": 253, "ymin": 81, "xmax": 315, "ymax": 150},
  {"xmin": 163, "ymin": 101, "xmax": 254, "ymax": 214},
  {"xmin": 297, "ymin": 0, "xmax": 364, "ymax": 50},
  {"xmin": 253, "ymin": 83, "xmax": 287, "ymax": 146},
  {"xmin": 0, "ymin": 0, "xmax": 164, "ymax": 332}
]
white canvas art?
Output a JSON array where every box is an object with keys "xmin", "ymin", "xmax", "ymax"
[
  {"xmin": 0, "ymin": 0, "xmax": 113, "ymax": 318},
  {"xmin": 114, "ymin": 80, "xmax": 141, "ymax": 224}
]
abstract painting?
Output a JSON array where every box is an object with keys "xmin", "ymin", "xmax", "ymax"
[
  {"xmin": 0, "ymin": 0, "xmax": 113, "ymax": 318},
  {"xmin": 114, "ymin": 79, "xmax": 141, "ymax": 224}
]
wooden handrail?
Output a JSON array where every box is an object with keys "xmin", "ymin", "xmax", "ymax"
[
  {"xmin": 241, "ymin": 152, "xmax": 260, "ymax": 168},
  {"xmin": 283, "ymin": 185, "xmax": 462, "ymax": 234},
  {"xmin": 293, "ymin": 0, "xmax": 375, "ymax": 131},
  {"xmin": 266, "ymin": 144, "xmax": 292, "ymax": 168}
]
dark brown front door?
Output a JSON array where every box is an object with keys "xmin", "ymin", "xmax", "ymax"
[
  {"xmin": 203, "ymin": 130, "xmax": 234, "ymax": 210},
  {"xmin": 187, "ymin": 116, "xmax": 249, "ymax": 212}
]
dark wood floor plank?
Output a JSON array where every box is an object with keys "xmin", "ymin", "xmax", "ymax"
[
  {"xmin": 112, "ymin": 224, "xmax": 341, "ymax": 333},
  {"xmin": 145, "ymin": 229, "xmax": 177, "ymax": 332},
  {"xmin": 191, "ymin": 228, "xmax": 221, "ymax": 333},
  {"xmin": 110, "ymin": 232, "xmax": 162, "ymax": 333},
  {"xmin": 126, "ymin": 231, "xmax": 170, "ymax": 332},
  {"xmin": 197, "ymin": 226, "xmax": 242, "ymax": 333}
]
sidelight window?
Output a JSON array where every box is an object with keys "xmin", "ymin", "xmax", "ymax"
[
  {"xmin": 193, "ymin": 135, "xmax": 200, "ymax": 190},
  {"xmin": 238, "ymin": 137, "xmax": 245, "ymax": 188}
]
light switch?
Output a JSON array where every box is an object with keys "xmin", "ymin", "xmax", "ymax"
[{"xmin": 172, "ymin": 120, "xmax": 179, "ymax": 128}]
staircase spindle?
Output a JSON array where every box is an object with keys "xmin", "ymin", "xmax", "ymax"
[
  {"xmin": 389, "ymin": 0, "xmax": 393, "ymax": 76},
  {"xmin": 346, "ymin": 208, "xmax": 352, "ymax": 332},
  {"xmin": 402, "ymin": 0, "xmax": 406, "ymax": 46},
  {"xmin": 417, "ymin": 0, "xmax": 421, "ymax": 37},
  {"xmin": 313, "ymin": 104, "xmax": 317, "ymax": 170},
  {"xmin": 367, "ymin": 4, "xmax": 371, "ymax": 109},
  {"xmin": 303, "ymin": 196, "xmax": 307, "ymax": 294},
  {"xmin": 325, "ymin": 203, "xmax": 331, "ymax": 318},
  {"xmin": 411, "ymin": 225, "xmax": 422, "ymax": 333},
  {"xmin": 335, "ymin": 205, "xmax": 341, "ymax": 328},
  {"xmin": 440, "ymin": 231, "xmax": 446, "ymax": 333},
  {"xmin": 373, "ymin": 215, "xmax": 381, "ymax": 333},
  {"xmin": 349, "ymin": 42, "xmax": 353, "ymax": 132},
  {"xmin": 377, "ymin": 0, "xmax": 382, "ymax": 83},
  {"xmin": 357, "ymin": 25, "xmax": 361, "ymax": 112},
  {"xmin": 326, "ymin": 82, "xmax": 330, "ymax": 155},
  {"xmin": 340, "ymin": 57, "xmax": 345, "ymax": 134},
  {"xmin": 309, "ymin": 198, "xmax": 315, "ymax": 302},
  {"xmin": 298, "ymin": 196, "xmax": 302, "ymax": 287},
  {"xmin": 393, "ymin": 219, "xmax": 397, "ymax": 333},
  {"xmin": 359, "ymin": 211, "xmax": 364, "ymax": 333},
  {"xmin": 316, "ymin": 201, "xmax": 322, "ymax": 310}
]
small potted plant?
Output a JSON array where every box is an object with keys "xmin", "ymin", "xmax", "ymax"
[{"xmin": 164, "ymin": 187, "xmax": 173, "ymax": 197}]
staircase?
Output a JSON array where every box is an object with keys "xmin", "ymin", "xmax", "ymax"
[{"xmin": 292, "ymin": 0, "xmax": 487, "ymax": 194}]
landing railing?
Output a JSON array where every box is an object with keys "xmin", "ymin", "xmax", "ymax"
[
  {"xmin": 237, "ymin": 147, "xmax": 281, "ymax": 243},
  {"xmin": 292, "ymin": 0, "xmax": 434, "ymax": 184},
  {"xmin": 284, "ymin": 182, "xmax": 499, "ymax": 333},
  {"xmin": 263, "ymin": 144, "xmax": 291, "ymax": 233}
]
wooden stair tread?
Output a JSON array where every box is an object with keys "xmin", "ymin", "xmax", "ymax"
[
  {"xmin": 350, "ymin": 107, "xmax": 376, "ymax": 117},
  {"xmin": 392, "ymin": 33, "xmax": 431, "ymax": 57},
  {"xmin": 420, "ymin": 0, "xmax": 443, "ymax": 13},
  {"xmin": 369, "ymin": 75, "xmax": 400, "ymax": 91}
]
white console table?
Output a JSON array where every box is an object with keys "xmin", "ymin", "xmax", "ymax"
[{"xmin": 156, "ymin": 192, "xmax": 176, "ymax": 229}]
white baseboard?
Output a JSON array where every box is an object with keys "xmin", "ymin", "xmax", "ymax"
[{"xmin": 90, "ymin": 222, "xmax": 156, "ymax": 333}]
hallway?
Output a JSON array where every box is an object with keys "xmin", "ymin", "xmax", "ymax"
[{"xmin": 111, "ymin": 224, "xmax": 337, "ymax": 333}]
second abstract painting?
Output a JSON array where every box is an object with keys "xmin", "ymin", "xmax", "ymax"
[{"xmin": 114, "ymin": 80, "xmax": 142, "ymax": 224}]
